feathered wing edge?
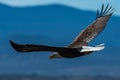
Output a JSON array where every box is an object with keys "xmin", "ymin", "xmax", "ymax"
[
  {"xmin": 9, "ymin": 40, "xmax": 60, "ymax": 52},
  {"xmin": 96, "ymin": 4, "xmax": 114, "ymax": 19},
  {"xmin": 9, "ymin": 40, "xmax": 78, "ymax": 53},
  {"xmin": 68, "ymin": 4, "xmax": 114, "ymax": 48}
]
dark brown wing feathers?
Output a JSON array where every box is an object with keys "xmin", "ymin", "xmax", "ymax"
[
  {"xmin": 9, "ymin": 40, "xmax": 78, "ymax": 53},
  {"xmin": 68, "ymin": 4, "xmax": 114, "ymax": 48},
  {"xmin": 9, "ymin": 40, "xmax": 60, "ymax": 52}
]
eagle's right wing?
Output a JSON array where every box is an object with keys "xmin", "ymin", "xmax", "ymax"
[
  {"xmin": 9, "ymin": 40, "xmax": 77, "ymax": 53},
  {"xmin": 68, "ymin": 4, "xmax": 114, "ymax": 48},
  {"xmin": 9, "ymin": 40, "xmax": 62, "ymax": 52}
]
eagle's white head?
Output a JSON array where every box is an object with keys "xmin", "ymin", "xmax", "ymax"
[{"xmin": 49, "ymin": 52, "xmax": 62, "ymax": 59}]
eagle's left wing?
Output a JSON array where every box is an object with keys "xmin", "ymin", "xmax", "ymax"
[{"xmin": 68, "ymin": 4, "xmax": 114, "ymax": 48}]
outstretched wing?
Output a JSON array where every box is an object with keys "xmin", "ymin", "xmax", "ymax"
[
  {"xmin": 9, "ymin": 40, "xmax": 66, "ymax": 52},
  {"xmin": 68, "ymin": 4, "xmax": 114, "ymax": 48}
]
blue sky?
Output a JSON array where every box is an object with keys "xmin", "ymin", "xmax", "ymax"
[{"xmin": 0, "ymin": 0, "xmax": 119, "ymax": 16}]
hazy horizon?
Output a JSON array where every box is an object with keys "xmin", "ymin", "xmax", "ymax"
[{"xmin": 0, "ymin": 0, "xmax": 119, "ymax": 16}]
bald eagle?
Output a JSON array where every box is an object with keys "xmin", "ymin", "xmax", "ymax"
[{"xmin": 9, "ymin": 4, "xmax": 114, "ymax": 59}]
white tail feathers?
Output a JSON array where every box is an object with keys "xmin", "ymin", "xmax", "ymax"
[{"xmin": 80, "ymin": 44, "xmax": 105, "ymax": 52}]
